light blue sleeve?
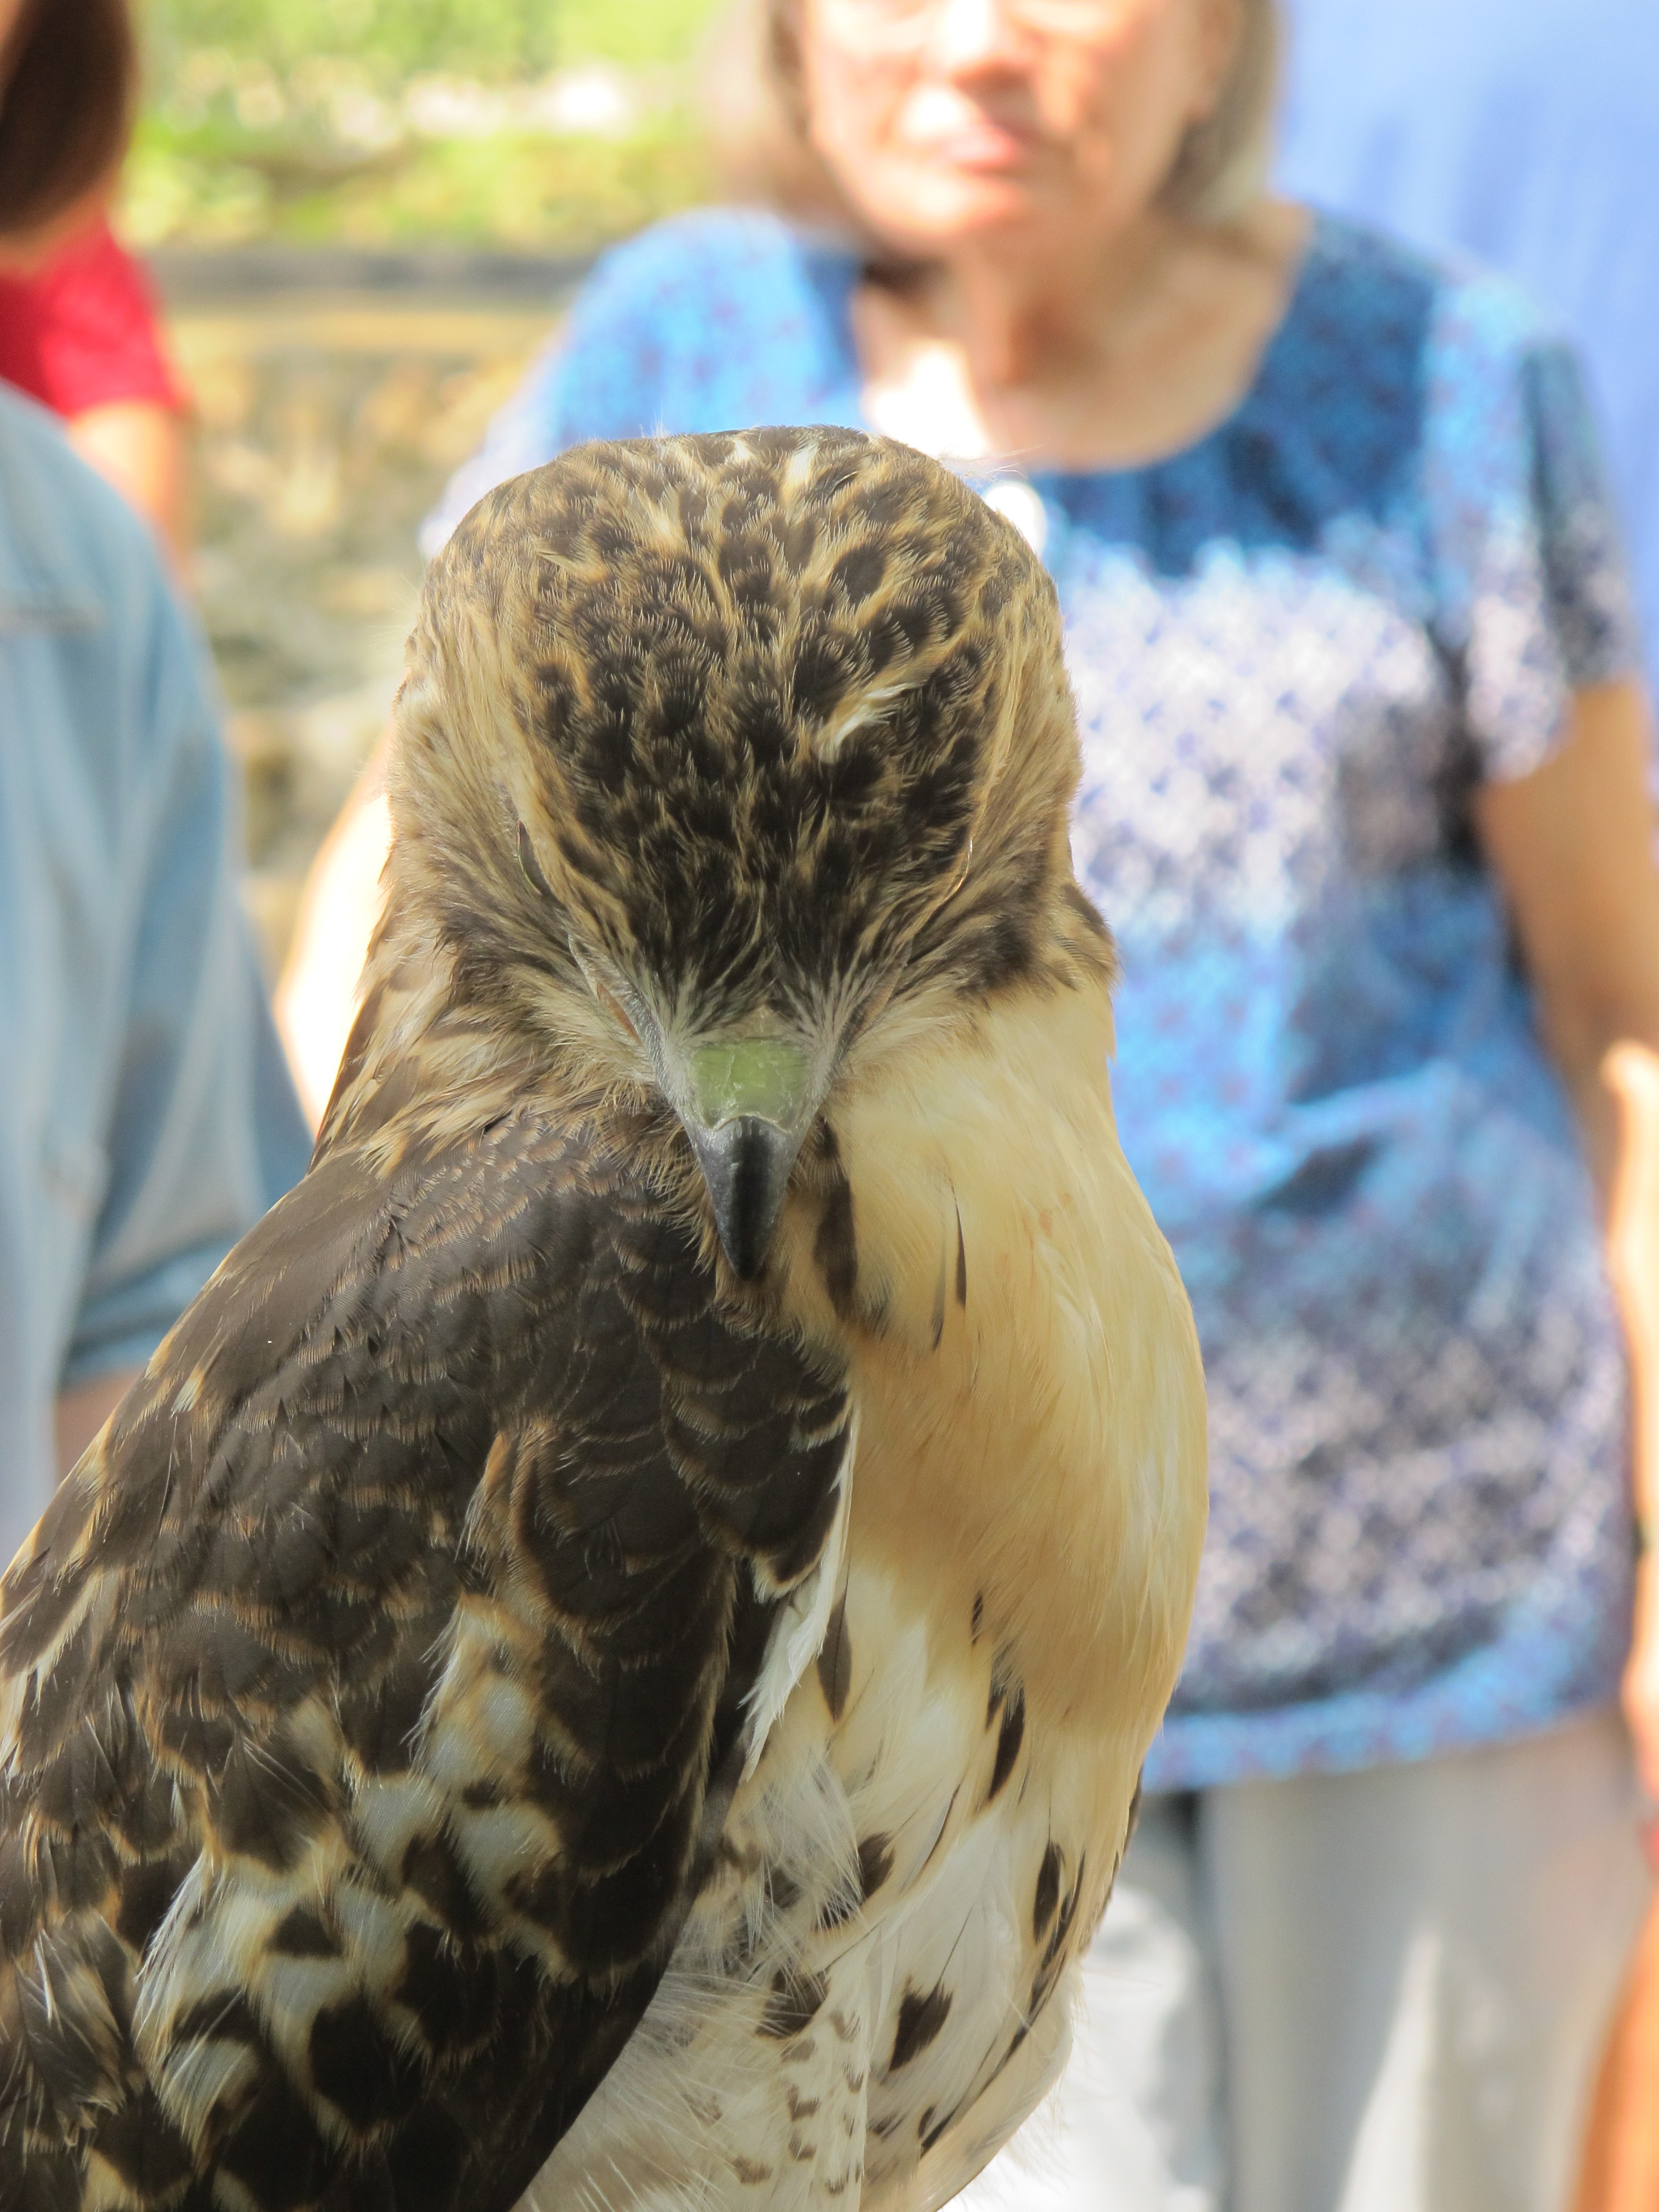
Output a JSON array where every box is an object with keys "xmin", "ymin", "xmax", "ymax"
[
  {"xmin": 1423, "ymin": 273, "xmax": 1641, "ymax": 781},
  {"xmin": 63, "ymin": 577, "xmax": 312, "ymax": 1385},
  {"xmin": 421, "ymin": 210, "xmax": 862, "ymax": 557}
]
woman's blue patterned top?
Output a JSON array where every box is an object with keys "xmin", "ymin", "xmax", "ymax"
[{"xmin": 426, "ymin": 207, "xmax": 1643, "ymax": 1788}]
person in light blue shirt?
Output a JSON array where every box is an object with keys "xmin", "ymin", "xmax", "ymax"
[
  {"xmin": 1275, "ymin": 0, "xmax": 1659, "ymax": 702},
  {"xmin": 0, "ymin": 380, "xmax": 310, "ymax": 1563},
  {"xmin": 0, "ymin": 0, "xmax": 308, "ymax": 1562}
]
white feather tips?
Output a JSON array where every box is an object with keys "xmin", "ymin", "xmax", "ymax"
[{"xmin": 740, "ymin": 1409, "xmax": 859, "ymax": 1780}]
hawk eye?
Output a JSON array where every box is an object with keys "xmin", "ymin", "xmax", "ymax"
[{"xmin": 517, "ymin": 822, "xmax": 554, "ymax": 899}]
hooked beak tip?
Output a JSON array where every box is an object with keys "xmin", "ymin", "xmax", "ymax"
[{"xmin": 687, "ymin": 1116, "xmax": 804, "ymax": 1279}]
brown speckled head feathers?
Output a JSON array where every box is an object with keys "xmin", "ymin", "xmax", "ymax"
[
  {"xmin": 413, "ymin": 427, "xmax": 1076, "ymax": 1005},
  {"xmin": 323, "ymin": 428, "xmax": 1101, "ymax": 1172}
]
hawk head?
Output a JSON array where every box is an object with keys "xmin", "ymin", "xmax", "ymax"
[{"xmin": 345, "ymin": 427, "xmax": 1100, "ymax": 1279}]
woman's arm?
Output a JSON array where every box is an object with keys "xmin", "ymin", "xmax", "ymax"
[
  {"xmin": 1475, "ymin": 678, "xmax": 1659, "ymax": 1828},
  {"xmin": 67, "ymin": 399, "xmax": 189, "ymax": 566},
  {"xmin": 275, "ymin": 731, "xmax": 394, "ymax": 1131}
]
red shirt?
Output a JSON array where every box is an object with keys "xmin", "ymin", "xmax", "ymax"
[{"xmin": 0, "ymin": 218, "xmax": 185, "ymax": 418}]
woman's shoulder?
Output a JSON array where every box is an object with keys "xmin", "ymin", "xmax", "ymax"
[
  {"xmin": 17, "ymin": 220, "xmax": 186, "ymax": 417},
  {"xmin": 574, "ymin": 205, "xmax": 860, "ymax": 347},
  {"xmin": 1296, "ymin": 217, "xmax": 1600, "ymax": 518},
  {"xmin": 1243, "ymin": 208, "xmax": 1579, "ymax": 520},
  {"xmin": 1285, "ymin": 215, "xmax": 1635, "ymax": 733},
  {"xmin": 421, "ymin": 207, "xmax": 865, "ymax": 552},
  {"xmin": 531, "ymin": 205, "xmax": 863, "ymax": 456},
  {"xmin": 1290, "ymin": 209, "xmax": 1565, "ymax": 389}
]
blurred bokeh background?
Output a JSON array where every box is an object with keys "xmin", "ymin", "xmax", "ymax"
[
  {"xmin": 127, "ymin": 0, "xmax": 725, "ymax": 974},
  {"xmin": 131, "ymin": 0, "xmax": 717, "ymax": 253}
]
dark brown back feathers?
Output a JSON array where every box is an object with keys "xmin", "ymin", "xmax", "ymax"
[{"xmin": 0, "ymin": 1110, "xmax": 850, "ymax": 2209}]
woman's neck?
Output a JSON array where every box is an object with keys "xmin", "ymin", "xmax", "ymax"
[
  {"xmin": 925, "ymin": 208, "xmax": 1187, "ymax": 389},
  {"xmin": 856, "ymin": 198, "xmax": 1311, "ymax": 474}
]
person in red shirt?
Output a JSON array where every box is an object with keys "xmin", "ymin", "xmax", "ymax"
[{"xmin": 0, "ymin": 0, "xmax": 187, "ymax": 558}]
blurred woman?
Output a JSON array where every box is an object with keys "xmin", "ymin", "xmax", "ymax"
[
  {"xmin": 0, "ymin": 0, "xmax": 189, "ymax": 558},
  {"xmin": 287, "ymin": 2, "xmax": 1659, "ymax": 2202}
]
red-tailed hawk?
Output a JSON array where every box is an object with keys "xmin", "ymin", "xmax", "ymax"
[{"xmin": 0, "ymin": 427, "xmax": 1205, "ymax": 2211}]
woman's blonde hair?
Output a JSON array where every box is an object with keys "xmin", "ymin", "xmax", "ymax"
[{"xmin": 702, "ymin": 0, "xmax": 1280, "ymax": 233}]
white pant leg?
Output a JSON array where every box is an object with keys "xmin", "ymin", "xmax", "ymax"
[
  {"xmin": 1207, "ymin": 1709, "xmax": 1651, "ymax": 2212},
  {"xmin": 954, "ymin": 1795, "xmax": 1225, "ymax": 2212}
]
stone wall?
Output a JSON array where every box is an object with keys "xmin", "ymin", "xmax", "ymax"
[{"xmin": 160, "ymin": 257, "xmax": 578, "ymax": 979}]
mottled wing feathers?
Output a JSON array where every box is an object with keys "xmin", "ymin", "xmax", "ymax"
[{"xmin": 0, "ymin": 1107, "xmax": 851, "ymax": 2210}]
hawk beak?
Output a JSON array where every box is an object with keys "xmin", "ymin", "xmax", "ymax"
[
  {"xmin": 686, "ymin": 1117, "xmax": 806, "ymax": 1280},
  {"xmin": 679, "ymin": 1033, "xmax": 820, "ymax": 1279}
]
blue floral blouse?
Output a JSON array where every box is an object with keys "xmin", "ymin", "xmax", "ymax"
[{"xmin": 426, "ymin": 208, "xmax": 1643, "ymax": 1788}]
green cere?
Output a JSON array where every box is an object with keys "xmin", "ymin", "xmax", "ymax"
[{"xmin": 687, "ymin": 1039, "xmax": 814, "ymax": 1133}]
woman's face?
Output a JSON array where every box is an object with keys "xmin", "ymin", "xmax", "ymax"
[{"xmin": 799, "ymin": 0, "xmax": 1240, "ymax": 256}]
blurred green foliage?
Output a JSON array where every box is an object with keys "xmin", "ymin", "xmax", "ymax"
[
  {"xmin": 126, "ymin": 0, "xmax": 726, "ymax": 248},
  {"xmin": 143, "ymin": 0, "xmax": 723, "ymax": 81}
]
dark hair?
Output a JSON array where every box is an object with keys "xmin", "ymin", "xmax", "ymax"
[{"xmin": 0, "ymin": 0, "xmax": 135, "ymax": 236}]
